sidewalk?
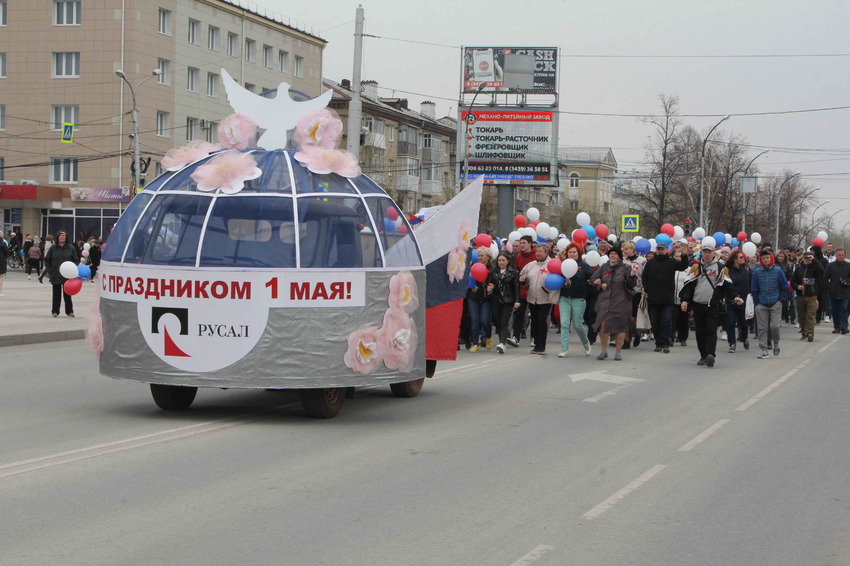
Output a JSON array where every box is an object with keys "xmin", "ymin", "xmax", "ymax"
[{"xmin": 0, "ymin": 269, "xmax": 96, "ymax": 347}]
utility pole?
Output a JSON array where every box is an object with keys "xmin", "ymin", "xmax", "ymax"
[{"xmin": 346, "ymin": 5, "xmax": 364, "ymax": 159}]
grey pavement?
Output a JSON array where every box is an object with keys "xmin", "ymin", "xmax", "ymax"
[{"xmin": 0, "ymin": 268, "xmax": 96, "ymax": 347}]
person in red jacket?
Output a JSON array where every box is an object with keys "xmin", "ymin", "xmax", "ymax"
[{"xmin": 510, "ymin": 235, "xmax": 536, "ymax": 347}]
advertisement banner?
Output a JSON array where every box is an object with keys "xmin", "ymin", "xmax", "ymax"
[
  {"xmin": 70, "ymin": 187, "xmax": 131, "ymax": 203},
  {"xmin": 460, "ymin": 109, "xmax": 557, "ymax": 185},
  {"xmin": 462, "ymin": 47, "xmax": 558, "ymax": 94}
]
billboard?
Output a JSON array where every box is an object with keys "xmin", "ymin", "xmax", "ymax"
[
  {"xmin": 462, "ymin": 47, "xmax": 558, "ymax": 94},
  {"xmin": 460, "ymin": 109, "xmax": 558, "ymax": 186}
]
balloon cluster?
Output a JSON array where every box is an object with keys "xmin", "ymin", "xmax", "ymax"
[{"xmin": 59, "ymin": 260, "xmax": 91, "ymax": 296}]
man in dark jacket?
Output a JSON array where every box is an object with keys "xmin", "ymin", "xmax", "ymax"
[
  {"xmin": 791, "ymin": 250, "xmax": 824, "ymax": 341},
  {"xmin": 822, "ymin": 248, "xmax": 850, "ymax": 334},
  {"xmin": 641, "ymin": 242, "xmax": 689, "ymax": 353},
  {"xmin": 44, "ymin": 230, "xmax": 79, "ymax": 317}
]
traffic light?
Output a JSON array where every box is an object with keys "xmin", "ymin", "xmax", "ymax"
[{"xmin": 684, "ymin": 219, "xmax": 691, "ymax": 236}]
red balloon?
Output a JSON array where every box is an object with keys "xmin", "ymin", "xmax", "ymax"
[
  {"xmin": 687, "ymin": 237, "xmax": 696, "ymax": 242},
  {"xmin": 595, "ymin": 224, "xmax": 609, "ymax": 239},
  {"xmin": 660, "ymin": 223, "xmax": 675, "ymax": 237},
  {"xmin": 573, "ymin": 229, "xmax": 588, "ymax": 243},
  {"xmin": 474, "ymin": 233, "xmax": 492, "ymax": 248},
  {"xmin": 812, "ymin": 237, "xmax": 824, "ymax": 248},
  {"xmin": 398, "ymin": 225, "xmax": 409, "ymax": 234},
  {"xmin": 514, "ymin": 215, "xmax": 527, "ymax": 227},
  {"xmin": 737, "ymin": 231, "xmax": 747, "ymax": 241},
  {"xmin": 470, "ymin": 262, "xmax": 489, "ymax": 283},
  {"xmin": 530, "ymin": 220, "xmax": 540, "ymax": 228},
  {"xmin": 385, "ymin": 207, "xmax": 399, "ymax": 221},
  {"xmin": 64, "ymin": 279, "xmax": 83, "ymax": 296},
  {"xmin": 547, "ymin": 258, "xmax": 562, "ymax": 275}
]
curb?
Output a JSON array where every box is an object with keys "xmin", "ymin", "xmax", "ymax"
[{"xmin": 0, "ymin": 330, "xmax": 87, "ymax": 348}]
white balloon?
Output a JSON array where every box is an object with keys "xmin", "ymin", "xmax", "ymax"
[
  {"xmin": 535, "ymin": 222, "xmax": 551, "ymax": 238},
  {"xmin": 608, "ymin": 234, "xmax": 618, "ymax": 243},
  {"xmin": 632, "ymin": 235, "xmax": 643, "ymax": 242},
  {"xmin": 648, "ymin": 238, "xmax": 657, "ymax": 249},
  {"xmin": 701, "ymin": 236, "xmax": 717, "ymax": 250},
  {"xmin": 576, "ymin": 212, "xmax": 591, "ymax": 227},
  {"xmin": 505, "ymin": 240, "xmax": 514, "ymax": 253},
  {"xmin": 83, "ymin": 242, "xmax": 91, "ymax": 251},
  {"xmin": 742, "ymin": 241, "xmax": 757, "ymax": 257},
  {"xmin": 561, "ymin": 258, "xmax": 578, "ymax": 278},
  {"xmin": 520, "ymin": 227, "xmax": 536, "ymax": 238},
  {"xmin": 679, "ymin": 238, "xmax": 688, "ymax": 244},
  {"xmin": 817, "ymin": 230, "xmax": 829, "ymax": 241},
  {"xmin": 508, "ymin": 230, "xmax": 521, "ymax": 243},
  {"xmin": 673, "ymin": 226, "xmax": 684, "ymax": 240},
  {"xmin": 724, "ymin": 233, "xmax": 732, "ymax": 245},
  {"xmin": 557, "ymin": 238, "xmax": 569, "ymax": 251},
  {"xmin": 693, "ymin": 227, "xmax": 706, "ymax": 239},
  {"xmin": 549, "ymin": 226, "xmax": 559, "ymax": 240},
  {"xmin": 750, "ymin": 232, "xmax": 762, "ymax": 244},
  {"xmin": 585, "ymin": 250, "xmax": 601, "ymax": 267},
  {"xmin": 490, "ymin": 242, "xmax": 499, "ymax": 258},
  {"xmin": 59, "ymin": 261, "xmax": 79, "ymax": 280},
  {"xmin": 526, "ymin": 207, "xmax": 540, "ymax": 222}
]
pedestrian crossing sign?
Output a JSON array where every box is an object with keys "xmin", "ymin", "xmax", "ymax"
[
  {"xmin": 61, "ymin": 123, "xmax": 74, "ymax": 144},
  {"xmin": 622, "ymin": 214, "xmax": 639, "ymax": 232}
]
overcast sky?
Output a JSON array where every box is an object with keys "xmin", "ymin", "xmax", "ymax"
[{"xmin": 252, "ymin": 0, "xmax": 850, "ymax": 236}]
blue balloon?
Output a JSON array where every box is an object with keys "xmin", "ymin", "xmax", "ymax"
[
  {"xmin": 77, "ymin": 264, "xmax": 92, "ymax": 280},
  {"xmin": 582, "ymin": 225, "xmax": 597, "ymax": 240},
  {"xmin": 545, "ymin": 273, "xmax": 566, "ymax": 291},
  {"xmin": 635, "ymin": 238, "xmax": 651, "ymax": 255},
  {"xmin": 656, "ymin": 233, "xmax": 673, "ymax": 245},
  {"xmin": 468, "ymin": 273, "xmax": 476, "ymax": 289},
  {"xmin": 471, "ymin": 249, "xmax": 479, "ymax": 263},
  {"xmin": 384, "ymin": 218, "xmax": 396, "ymax": 233},
  {"xmin": 713, "ymin": 232, "xmax": 726, "ymax": 246},
  {"xmin": 731, "ymin": 237, "xmax": 739, "ymax": 247},
  {"xmin": 537, "ymin": 236, "xmax": 547, "ymax": 243}
]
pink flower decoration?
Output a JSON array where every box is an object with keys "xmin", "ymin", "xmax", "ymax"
[
  {"xmin": 295, "ymin": 108, "xmax": 344, "ymax": 150},
  {"xmin": 343, "ymin": 326, "xmax": 382, "ymax": 375},
  {"xmin": 388, "ymin": 271, "xmax": 419, "ymax": 313},
  {"xmin": 161, "ymin": 141, "xmax": 220, "ymax": 172},
  {"xmin": 378, "ymin": 309, "xmax": 417, "ymax": 372},
  {"xmin": 458, "ymin": 220, "xmax": 472, "ymax": 251},
  {"xmin": 447, "ymin": 248, "xmax": 466, "ymax": 283},
  {"xmin": 191, "ymin": 150, "xmax": 262, "ymax": 194},
  {"xmin": 293, "ymin": 146, "xmax": 361, "ymax": 178},
  {"xmin": 217, "ymin": 113, "xmax": 258, "ymax": 150},
  {"xmin": 86, "ymin": 286, "xmax": 103, "ymax": 359}
]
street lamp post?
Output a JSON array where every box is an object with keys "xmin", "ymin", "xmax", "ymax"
[
  {"xmin": 796, "ymin": 197, "xmax": 827, "ymax": 248},
  {"xmin": 116, "ymin": 68, "xmax": 161, "ymax": 192},
  {"xmin": 774, "ymin": 171, "xmax": 801, "ymax": 247},
  {"xmin": 699, "ymin": 114, "xmax": 730, "ymax": 231},
  {"xmin": 462, "ymin": 82, "xmax": 487, "ymax": 189},
  {"xmin": 740, "ymin": 148, "xmax": 768, "ymax": 233}
]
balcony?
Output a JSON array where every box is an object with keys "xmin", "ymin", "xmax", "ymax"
[
  {"xmin": 397, "ymin": 140, "xmax": 418, "ymax": 156},
  {"xmin": 397, "ymin": 174, "xmax": 420, "ymax": 192},
  {"xmin": 421, "ymin": 147, "xmax": 439, "ymax": 162},
  {"xmin": 421, "ymin": 179, "xmax": 442, "ymax": 196},
  {"xmin": 364, "ymin": 132, "xmax": 386, "ymax": 149}
]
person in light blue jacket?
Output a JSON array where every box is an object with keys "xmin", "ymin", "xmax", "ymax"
[{"xmin": 751, "ymin": 250, "xmax": 789, "ymax": 359}]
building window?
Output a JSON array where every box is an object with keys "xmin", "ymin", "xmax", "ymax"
[
  {"xmin": 52, "ymin": 105, "xmax": 79, "ymax": 130},
  {"xmin": 423, "ymin": 133, "xmax": 440, "ymax": 151},
  {"xmin": 569, "ymin": 172, "xmax": 580, "ymax": 188},
  {"xmin": 569, "ymin": 200, "xmax": 578, "ymax": 211},
  {"xmin": 186, "ymin": 117, "xmax": 198, "ymax": 141},
  {"xmin": 51, "ymin": 158, "xmax": 78, "ymax": 183},
  {"xmin": 0, "ymin": 157, "xmax": 4, "ymax": 180},
  {"xmin": 54, "ymin": 1, "xmax": 81, "ymax": 25},
  {"xmin": 244, "ymin": 39, "xmax": 255, "ymax": 62},
  {"xmin": 0, "ymin": 53, "xmax": 5, "ymax": 78},
  {"xmin": 206, "ymin": 73, "xmax": 218, "ymax": 97},
  {"xmin": 157, "ymin": 9, "xmax": 172, "ymax": 35},
  {"xmin": 403, "ymin": 157, "xmax": 420, "ymax": 177},
  {"xmin": 0, "ymin": 2, "xmax": 6, "ymax": 26},
  {"xmin": 156, "ymin": 111, "xmax": 169, "ymax": 137},
  {"xmin": 263, "ymin": 45, "xmax": 272, "ymax": 67},
  {"xmin": 0, "ymin": 105, "xmax": 5, "ymax": 130},
  {"xmin": 53, "ymin": 52, "xmax": 80, "ymax": 77},
  {"xmin": 204, "ymin": 122, "xmax": 218, "ymax": 143},
  {"xmin": 227, "ymin": 33, "xmax": 239, "ymax": 57},
  {"xmin": 187, "ymin": 67, "xmax": 199, "ymax": 92},
  {"xmin": 294, "ymin": 55, "xmax": 304, "ymax": 78},
  {"xmin": 188, "ymin": 19, "xmax": 200, "ymax": 44},
  {"xmin": 387, "ymin": 126, "xmax": 394, "ymax": 142},
  {"xmin": 208, "ymin": 26, "xmax": 220, "ymax": 51},
  {"xmin": 157, "ymin": 59, "xmax": 170, "ymax": 85},
  {"xmin": 244, "ymin": 83, "xmax": 255, "ymax": 93},
  {"xmin": 278, "ymin": 50, "xmax": 289, "ymax": 73}
]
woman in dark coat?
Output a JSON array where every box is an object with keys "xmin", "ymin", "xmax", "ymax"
[
  {"xmin": 44, "ymin": 230, "xmax": 79, "ymax": 317},
  {"xmin": 590, "ymin": 247, "xmax": 638, "ymax": 360},
  {"xmin": 487, "ymin": 251, "xmax": 520, "ymax": 353}
]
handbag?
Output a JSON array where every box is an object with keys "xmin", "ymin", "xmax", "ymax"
[
  {"xmin": 745, "ymin": 295, "xmax": 755, "ymax": 320},
  {"xmin": 635, "ymin": 295, "xmax": 651, "ymax": 330}
]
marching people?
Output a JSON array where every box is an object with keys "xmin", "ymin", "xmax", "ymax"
[
  {"xmin": 25, "ymin": 235, "xmax": 43, "ymax": 280},
  {"xmin": 488, "ymin": 251, "xmax": 520, "ymax": 353},
  {"xmin": 38, "ymin": 235, "xmax": 54, "ymax": 283},
  {"xmin": 510, "ymin": 235, "xmax": 536, "ymax": 346},
  {"xmin": 520, "ymin": 242, "xmax": 558, "ymax": 354},
  {"xmin": 557, "ymin": 242, "xmax": 594, "ymax": 357},
  {"xmin": 672, "ymin": 247, "xmax": 691, "ymax": 346},
  {"xmin": 590, "ymin": 247, "xmax": 637, "ymax": 361},
  {"xmin": 621, "ymin": 240, "xmax": 646, "ymax": 349},
  {"xmin": 641, "ymin": 241, "xmax": 689, "ymax": 353},
  {"xmin": 822, "ymin": 248, "xmax": 850, "ymax": 334},
  {"xmin": 679, "ymin": 240, "xmax": 741, "ymax": 368},
  {"xmin": 791, "ymin": 249, "xmax": 823, "ymax": 341},
  {"xmin": 44, "ymin": 230, "xmax": 79, "ymax": 318},
  {"xmin": 467, "ymin": 247, "xmax": 494, "ymax": 352},
  {"xmin": 752, "ymin": 249, "xmax": 789, "ymax": 359},
  {"xmin": 724, "ymin": 249, "xmax": 752, "ymax": 352},
  {"xmin": 0, "ymin": 230, "xmax": 9, "ymax": 297}
]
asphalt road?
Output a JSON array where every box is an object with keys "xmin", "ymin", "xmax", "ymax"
[{"xmin": 1, "ymin": 329, "xmax": 848, "ymax": 565}]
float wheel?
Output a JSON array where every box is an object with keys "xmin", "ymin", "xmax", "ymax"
[
  {"xmin": 390, "ymin": 378, "xmax": 425, "ymax": 398},
  {"xmin": 300, "ymin": 388, "xmax": 345, "ymax": 418},
  {"xmin": 150, "ymin": 384, "xmax": 198, "ymax": 410}
]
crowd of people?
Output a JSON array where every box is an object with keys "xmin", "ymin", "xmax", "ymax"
[{"xmin": 460, "ymin": 233, "xmax": 850, "ymax": 367}]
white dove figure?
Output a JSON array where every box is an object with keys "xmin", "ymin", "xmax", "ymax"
[{"xmin": 221, "ymin": 68, "xmax": 334, "ymax": 150}]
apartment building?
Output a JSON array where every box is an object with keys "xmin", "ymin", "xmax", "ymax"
[
  {"xmin": 557, "ymin": 147, "xmax": 619, "ymax": 224},
  {"xmin": 323, "ymin": 79, "xmax": 457, "ymax": 215},
  {"xmin": 0, "ymin": 0, "xmax": 325, "ymax": 239}
]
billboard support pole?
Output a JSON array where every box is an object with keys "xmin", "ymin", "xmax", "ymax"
[
  {"xmin": 497, "ymin": 184, "xmax": 515, "ymax": 237},
  {"xmin": 462, "ymin": 82, "xmax": 487, "ymax": 189},
  {"xmin": 346, "ymin": 5, "xmax": 365, "ymax": 159}
]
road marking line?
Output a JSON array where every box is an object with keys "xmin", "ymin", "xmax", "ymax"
[
  {"xmin": 678, "ymin": 419, "xmax": 730, "ymax": 452},
  {"xmin": 433, "ymin": 354, "xmax": 527, "ymax": 380},
  {"xmin": 818, "ymin": 336, "xmax": 840, "ymax": 353},
  {"xmin": 509, "ymin": 545, "xmax": 554, "ymax": 566},
  {"xmin": 735, "ymin": 367, "xmax": 799, "ymax": 411},
  {"xmin": 0, "ymin": 403, "xmax": 299, "ymax": 480},
  {"xmin": 583, "ymin": 385, "xmax": 629, "ymax": 403},
  {"xmin": 581, "ymin": 464, "xmax": 666, "ymax": 521}
]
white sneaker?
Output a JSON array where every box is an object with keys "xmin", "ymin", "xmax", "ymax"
[
  {"xmin": 719, "ymin": 331, "xmax": 727, "ymax": 340},
  {"xmin": 27, "ymin": 275, "xmax": 31, "ymax": 280},
  {"xmin": 558, "ymin": 350, "xmax": 568, "ymax": 358},
  {"xmin": 584, "ymin": 342, "xmax": 592, "ymax": 356},
  {"xmin": 496, "ymin": 343, "xmax": 505, "ymax": 354}
]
